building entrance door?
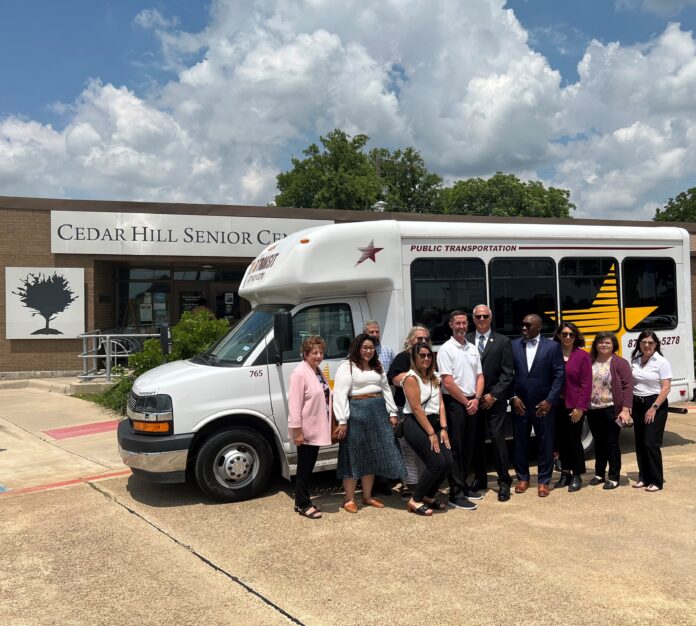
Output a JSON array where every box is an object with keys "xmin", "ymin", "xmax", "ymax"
[{"xmin": 172, "ymin": 282, "xmax": 250, "ymax": 325}]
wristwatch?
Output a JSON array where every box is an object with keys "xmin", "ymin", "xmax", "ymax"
[{"xmin": 652, "ymin": 403, "xmax": 659, "ymax": 409}]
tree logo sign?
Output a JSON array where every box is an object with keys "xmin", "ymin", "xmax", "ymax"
[{"xmin": 5, "ymin": 268, "xmax": 85, "ymax": 339}]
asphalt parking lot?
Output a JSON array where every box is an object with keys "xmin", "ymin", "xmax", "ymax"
[{"xmin": 1, "ymin": 384, "xmax": 696, "ymax": 625}]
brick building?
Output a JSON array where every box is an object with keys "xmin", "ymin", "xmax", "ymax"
[{"xmin": 1, "ymin": 195, "xmax": 694, "ymax": 376}]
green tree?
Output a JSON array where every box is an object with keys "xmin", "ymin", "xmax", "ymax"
[
  {"xmin": 442, "ymin": 172, "xmax": 575, "ymax": 217},
  {"xmin": 654, "ymin": 187, "xmax": 696, "ymax": 221},
  {"xmin": 369, "ymin": 146, "xmax": 443, "ymax": 212},
  {"xmin": 275, "ymin": 129, "xmax": 382, "ymax": 210}
]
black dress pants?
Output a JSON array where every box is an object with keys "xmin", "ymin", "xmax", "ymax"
[
  {"xmin": 403, "ymin": 414, "xmax": 453, "ymax": 502},
  {"xmin": 587, "ymin": 406, "xmax": 621, "ymax": 482},
  {"xmin": 295, "ymin": 444, "xmax": 319, "ymax": 508},
  {"xmin": 555, "ymin": 407, "xmax": 587, "ymax": 476},
  {"xmin": 472, "ymin": 401, "xmax": 512, "ymax": 486},
  {"xmin": 633, "ymin": 395, "xmax": 668, "ymax": 488},
  {"xmin": 443, "ymin": 395, "xmax": 477, "ymax": 496}
]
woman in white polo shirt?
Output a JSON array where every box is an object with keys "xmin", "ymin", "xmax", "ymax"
[{"xmin": 630, "ymin": 331, "xmax": 672, "ymax": 492}]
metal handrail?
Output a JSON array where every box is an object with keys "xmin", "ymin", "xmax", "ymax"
[{"xmin": 79, "ymin": 330, "xmax": 160, "ymax": 382}]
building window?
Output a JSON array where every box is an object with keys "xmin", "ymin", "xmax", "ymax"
[
  {"xmin": 117, "ymin": 282, "xmax": 171, "ymax": 329},
  {"xmin": 489, "ymin": 258, "xmax": 557, "ymax": 335},
  {"xmin": 622, "ymin": 258, "xmax": 677, "ymax": 330},
  {"xmin": 410, "ymin": 258, "xmax": 486, "ymax": 343}
]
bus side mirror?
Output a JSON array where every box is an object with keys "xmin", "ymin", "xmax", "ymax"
[{"xmin": 273, "ymin": 311, "xmax": 292, "ymax": 364}]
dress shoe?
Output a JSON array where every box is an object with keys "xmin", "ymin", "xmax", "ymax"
[
  {"xmin": 568, "ymin": 475, "xmax": 582, "ymax": 492},
  {"xmin": 538, "ymin": 483, "xmax": 550, "ymax": 497},
  {"xmin": 589, "ymin": 476, "xmax": 605, "ymax": 486},
  {"xmin": 361, "ymin": 497, "xmax": 385, "ymax": 508},
  {"xmin": 498, "ymin": 483, "xmax": 511, "ymax": 502},
  {"xmin": 515, "ymin": 480, "xmax": 529, "ymax": 494},
  {"xmin": 603, "ymin": 480, "xmax": 619, "ymax": 490},
  {"xmin": 343, "ymin": 500, "xmax": 358, "ymax": 513},
  {"xmin": 554, "ymin": 471, "xmax": 571, "ymax": 489}
]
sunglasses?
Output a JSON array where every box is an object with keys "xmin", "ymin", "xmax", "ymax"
[
  {"xmin": 417, "ymin": 352, "xmax": 433, "ymax": 360},
  {"xmin": 474, "ymin": 314, "xmax": 490, "ymax": 319},
  {"xmin": 640, "ymin": 340, "xmax": 656, "ymax": 346},
  {"xmin": 560, "ymin": 331, "xmax": 575, "ymax": 338},
  {"xmin": 521, "ymin": 322, "xmax": 533, "ymax": 328}
]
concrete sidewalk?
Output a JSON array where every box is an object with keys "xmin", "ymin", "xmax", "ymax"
[{"xmin": 0, "ymin": 378, "xmax": 128, "ymax": 495}]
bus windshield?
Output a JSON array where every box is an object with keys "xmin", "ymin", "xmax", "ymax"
[{"xmin": 194, "ymin": 304, "xmax": 291, "ymax": 367}]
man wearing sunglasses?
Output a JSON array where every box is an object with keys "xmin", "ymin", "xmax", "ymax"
[
  {"xmin": 466, "ymin": 305, "xmax": 515, "ymax": 502},
  {"xmin": 510, "ymin": 314, "xmax": 565, "ymax": 497},
  {"xmin": 437, "ymin": 309, "xmax": 484, "ymax": 510}
]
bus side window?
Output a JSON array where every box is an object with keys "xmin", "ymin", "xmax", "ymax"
[
  {"xmin": 410, "ymin": 258, "xmax": 486, "ymax": 344},
  {"xmin": 489, "ymin": 257, "xmax": 557, "ymax": 336},
  {"xmin": 282, "ymin": 303, "xmax": 355, "ymax": 362},
  {"xmin": 560, "ymin": 257, "xmax": 620, "ymax": 331},
  {"xmin": 622, "ymin": 258, "xmax": 677, "ymax": 331}
]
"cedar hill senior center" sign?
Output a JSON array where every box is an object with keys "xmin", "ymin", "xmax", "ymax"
[{"xmin": 50, "ymin": 211, "xmax": 332, "ymax": 257}]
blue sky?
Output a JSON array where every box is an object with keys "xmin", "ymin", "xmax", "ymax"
[{"xmin": 1, "ymin": 0, "xmax": 696, "ymax": 219}]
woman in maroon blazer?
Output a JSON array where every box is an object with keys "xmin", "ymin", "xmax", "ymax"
[
  {"xmin": 553, "ymin": 322, "xmax": 591, "ymax": 492},
  {"xmin": 587, "ymin": 332, "xmax": 633, "ymax": 490}
]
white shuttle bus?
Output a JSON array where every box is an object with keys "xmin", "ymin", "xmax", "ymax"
[{"xmin": 118, "ymin": 220, "xmax": 694, "ymax": 501}]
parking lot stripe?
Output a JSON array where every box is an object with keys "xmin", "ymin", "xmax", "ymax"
[
  {"xmin": 0, "ymin": 469, "xmax": 131, "ymax": 496},
  {"xmin": 43, "ymin": 419, "xmax": 120, "ymax": 440}
]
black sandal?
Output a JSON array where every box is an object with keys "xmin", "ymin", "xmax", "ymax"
[
  {"xmin": 407, "ymin": 501, "xmax": 433, "ymax": 516},
  {"xmin": 294, "ymin": 502, "xmax": 321, "ymax": 513},
  {"xmin": 295, "ymin": 505, "xmax": 322, "ymax": 519},
  {"xmin": 424, "ymin": 497, "xmax": 446, "ymax": 511}
]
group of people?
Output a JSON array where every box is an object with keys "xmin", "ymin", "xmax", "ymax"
[{"xmin": 287, "ymin": 308, "xmax": 673, "ymax": 519}]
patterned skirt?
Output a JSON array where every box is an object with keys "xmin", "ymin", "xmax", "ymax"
[{"xmin": 336, "ymin": 397, "xmax": 406, "ymax": 480}]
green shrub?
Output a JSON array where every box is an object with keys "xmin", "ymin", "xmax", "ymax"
[
  {"xmin": 170, "ymin": 310, "xmax": 230, "ymax": 361},
  {"xmin": 91, "ymin": 311, "xmax": 231, "ymax": 414}
]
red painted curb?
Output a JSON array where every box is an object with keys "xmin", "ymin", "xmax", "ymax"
[
  {"xmin": 0, "ymin": 469, "xmax": 131, "ymax": 496},
  {"xmin": 44, "ymin": 419, "xmax": 120, "ymax": 440}
]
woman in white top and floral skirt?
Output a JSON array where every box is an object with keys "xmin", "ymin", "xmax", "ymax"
[
  {"xmin": 630, "ymin": 330, "xmax": 672, "ymax": 492},
  {"xmin": 334, "ymin": 334, "xmax": 406, "ymax": 513}
]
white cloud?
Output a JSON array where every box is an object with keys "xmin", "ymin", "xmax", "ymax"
[
  {"xmin": 1, "ymin": 0, "xmax": 696, "ymax": 219},
  {"xmin": 617, "ymin": 0, "xmax": 696, "ymax": 17}
]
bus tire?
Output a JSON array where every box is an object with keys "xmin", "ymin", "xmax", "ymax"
[
  {"xmin": 194, "ymin": 428, "xmax": 273, "ymax": 502},
  {"xmin": 581, "ymin": 415, "xmax": 595, "ymax": 460}
]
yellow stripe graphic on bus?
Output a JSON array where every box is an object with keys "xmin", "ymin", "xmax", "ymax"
[{"xmin": 547, "ymin": 264, "xmax": 657, "ymax": 354}]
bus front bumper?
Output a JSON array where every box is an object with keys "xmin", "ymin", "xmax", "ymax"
[{"xmin": 117, "ymin": 419, "xmax": 194, "ymax": 483}]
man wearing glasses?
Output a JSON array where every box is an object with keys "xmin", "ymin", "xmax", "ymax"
[
  {"xmin": 437, "ymin": 310, "xmax": 484, "ymax": 510},
  {"xmin": 466, "ymin": 305, "xmax": 515, "ymax": 502},
  {"xmin": 510, "ymin": 314, "xmax": 565, "ymax": 497}
]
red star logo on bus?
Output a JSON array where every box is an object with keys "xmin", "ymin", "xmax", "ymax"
[{"xmin": 356, "ymin": 239, "xmax": 384, "ymax": 265}]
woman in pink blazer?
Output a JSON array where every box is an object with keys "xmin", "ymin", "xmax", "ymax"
[
  {"xmin": 553, "ymin": 322, "xmax": 592, "ymax": 492},
  {"xmin": 288, "ymin": 335, "xmax": 333, "ymax": 519}
]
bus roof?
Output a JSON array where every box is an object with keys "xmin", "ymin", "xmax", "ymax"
[{"xmin": 239, "ymin": 219, "xmax": 689, "ymax": 306}]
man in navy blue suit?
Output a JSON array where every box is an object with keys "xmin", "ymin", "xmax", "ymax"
[{"xmin": 510, "ymin": 314, "xmax": 565, "ymax": 497}]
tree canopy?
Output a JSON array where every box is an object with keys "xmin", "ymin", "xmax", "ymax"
[
  {"xmin": 654, "ymin": 187, "xmax": 696, "ymax": 221},
  {"xmin": 275, "ymin": 128, "xmax": 574, "ymax": 217},
  {"xmin": 441, "ymin": 172, "xmax": 575, "ymax": 217},
  {"xmin": 275, "ymin": 130, "xmax": 381, "ymax": 210}
]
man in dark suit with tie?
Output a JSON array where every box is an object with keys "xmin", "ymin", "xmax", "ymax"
[
  {"xmin": 467, "ymin": 304, "xmax": 515, "ymax": 502},
  {"xmin": 510, "ymin": 314, "xmax": 565, "ymax": 497}
]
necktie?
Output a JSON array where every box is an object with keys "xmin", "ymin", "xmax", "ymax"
[
  {"xmin": 526, "ymin": 338, "xmax": 538, "ymax": 346},
  {"xmin": 478, "ymin": 334, "xmax": 486, "ymax": 355}
]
